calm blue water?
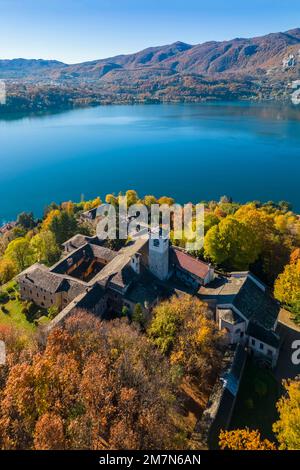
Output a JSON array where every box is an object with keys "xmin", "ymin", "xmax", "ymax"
[{"xmin": 0, "ymin": 102, "xmax": 300, "ymax": 223}]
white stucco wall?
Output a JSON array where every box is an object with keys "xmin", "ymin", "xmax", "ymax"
[{"xmin": 248, "ymin": 335, "xmax": 278, "ymax": 367}]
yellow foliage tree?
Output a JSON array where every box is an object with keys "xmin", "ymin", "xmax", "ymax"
[
  {"xmin": 143, "ymin": 195, "xmax": 157, "ymax": 207},
  {"xmin": 125, "ymin": 190, "xmax": 139, "ymax": 206},
  {"xmin": 42, "ymin": 209, "xmax": 61, "ymax": 231},
  {"xmin": 30, "ymin": 231, "xmax": 60, "ymax": 265},
  {"xmin": 157, "ymin": 196, "xmax": 175, "ymax": 206},
  {"xmin": 219, "ymin": 428, "xmax": 276, "ymax": 450},
  {"xmin": 149, "ymin": 295, "xmax": 224, "ymax": 393},
  {"xmin": 274, "ymin": 259, "xmax": 300, "ymax": 316},
  {"xmin": 273, "ymin": 379, "xmax": 300, "ymax": 450},
  {"xmin": 204, "ymin": 216, "xmax": 260, "ymax": 270},
  {"xmin": 4, "ymin": 238, "xmax": 35, "ymax": 272},
  {"xmin": 290, "ymin": 248, "xmax": 300, "ymax": 264},
  {"xmin": 83, "ymin": 197, "xmax": 101, "ymax": 212},
  {"xmin": 105, "ymin": 194, "xmax": 118, "ymax": 206},
  {"xmin": 61, "ymin": 201, "xmax": 74, "ymax": 214},
  {"xmin": 0, "ymin": 258, "xmax": 17, "ymax": 284}
]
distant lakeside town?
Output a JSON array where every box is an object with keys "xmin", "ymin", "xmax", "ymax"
[{"xmin": 1, "ymin": 27, "xmax": 300, "ymax": 113}]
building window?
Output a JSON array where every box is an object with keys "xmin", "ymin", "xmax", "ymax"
[
  {"xmin": 236, "ymin": 329, "xmax": 241, "ymax": 334},
  {"xmin": 240, "ymin": 332, "xmax": 244, "ymax": 338},
  {"xmin": 267, "ymin": 349, "xmax": 273, "ymax": 357},
  {"xmin": 251, "ymin": 338, "xmax": 255, "ymax": 346},
  {"xmin": 260, "ymin": 342, "xmax": 264, "ymax": 350}
]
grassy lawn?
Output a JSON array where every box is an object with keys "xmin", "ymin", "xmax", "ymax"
[
  {"xmin": 0, "ymin": 298, "xmax": 37, "ymax": 333},
  {"xmin": 230, "ymin": 358, "xmax": 281, "ymax": 442},
  {"xmin": 0, "ymin": 280, "xmax": 37, "ymax": 334}
]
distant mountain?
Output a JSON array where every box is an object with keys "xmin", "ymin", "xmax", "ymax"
[
  {"xmin": 1, "ymin": 28, "xmax": 300, "ymax": 112},
  {"xmin": 0, "ymin": 58, "xmax": 66, "ymax": 78},
  {"xmin": 165, "ymin": 29, "xmax": 300, "ymax": 74}
]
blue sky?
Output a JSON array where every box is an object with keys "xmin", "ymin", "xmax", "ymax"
[{"xmin": 1, "ymin": 0, "xmax": 300, "ymax": 63}]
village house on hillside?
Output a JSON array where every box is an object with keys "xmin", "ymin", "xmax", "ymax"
[{"xmin": 18, "ymin": 230, "xmax": 280, "ymax": 367}]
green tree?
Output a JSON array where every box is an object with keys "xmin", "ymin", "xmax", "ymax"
[
  {"xmin": 4, "ymin": 238, "xmax": 35, "ymax": 272},
  {"xmin": 121, "ymin": 306, "xmax": 129, "ymax": 318},
  {"xmin": 148, "ymin": 297, "xmax": 184, "ymax": 354},
  {"xmin": 204, "ymin": 213, "xmax": 220, "ymax": 234},
  {"xmin": 132, "ymin": 303, "xmax": 144, "ymax": 327},
  {"xmin": 48, "ymin": 305, "xmax": 59, "ymax": 319},
  {"xmin": 17, "ymin": 212, "xmax": 35, "ymax": 230},
  {"xmin": 204, "ymin": 216, "xmax": 260, "ymax": 270},
  {"xmin": 30, "ymin": 231, "xmax": 60, "ymax": 265},
  {"xmin": 48, "ymin": 211, "xmax": 79, "ymax": 246}
]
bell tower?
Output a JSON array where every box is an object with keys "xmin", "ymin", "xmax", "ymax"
[{"xmin": 148, "ymin": 230, "xmax": 169, "ymax": 281}]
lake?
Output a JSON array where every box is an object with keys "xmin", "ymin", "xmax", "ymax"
[{"xmin": 0, "ymin": 102, "xmax": 300, "ymax": 223}]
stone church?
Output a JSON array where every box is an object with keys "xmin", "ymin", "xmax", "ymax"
[{"xmin": 18, "ymin": 230, "xmax": 280, "ymax": 367}]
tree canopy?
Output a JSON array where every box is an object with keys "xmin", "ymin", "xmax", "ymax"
[
  {"xmin": 274, "ymin": 254, "xmax": 300, "ymax": 321},
  {"xmin": 4, "ymin": 238, "xmax": 34, "ymax": 271},
  {"xmin": 204, "ymin": 216, "xmax": 260, "ymax": 270},
  {"xmin": 219, "ymin": 428, "xmax": 276, "ymax": 450},
  {"xmin": 273, "ymin": 378, "xmax": 300, "ymax": 450},
  {"xmin": 0, "ymin": 312, "xmax": 177, "ymax": 450},
  {"xmin": 148, "ymin": 295, "xmax": 224, "ymax": 392}
]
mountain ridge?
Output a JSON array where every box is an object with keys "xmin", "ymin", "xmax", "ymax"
[
  {"xmin": 1, "ymin": 27, "xmax": 300, "ymax": 112},
  {"xmin": 1, "ymin": 28, "xmax": 300, "ymax": 79}
]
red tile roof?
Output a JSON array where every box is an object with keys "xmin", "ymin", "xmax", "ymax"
[{"xmin": 172, "ymin": 248, "xmax": 210, "ymax": 280}]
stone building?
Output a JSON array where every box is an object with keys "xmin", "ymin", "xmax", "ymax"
[
  {"xmin": 199, "ymin": 272, "xmax": 280, "ymax": 367},
  {"xmin": 18, "ymin": 231, "xmax": 281, "ymax": 366}
]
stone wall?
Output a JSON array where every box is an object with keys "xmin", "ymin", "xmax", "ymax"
[{"xmin": 191, "ymin": 343, "xmax": 247, "ymax": 450}]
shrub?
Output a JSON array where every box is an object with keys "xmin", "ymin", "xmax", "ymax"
[
  {"xmin": 6, "ymin": 286, "xmax": 15, "ymax": 294},
  {"xmin": 22, "ymin": 302, "xmax": 39, "ymax": 322},
  {"xmin": 132, "ymin": 303, "xmax": 144, "ymax": 327},
  {"xmin": 121, "ymin": 306, "xmax": 129, "ymax": 318},
  {"xmin": 47, "ymin": 305, "xmax": 59, "ymax": 319},
  {"xmin": 0, "ymin": 292, "xmax": 9, "ymax": 304}
]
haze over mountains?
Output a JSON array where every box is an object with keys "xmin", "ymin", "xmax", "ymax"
[{"xmin": 1, "ymin": 28, "xmax": 300, "ymax": 112}]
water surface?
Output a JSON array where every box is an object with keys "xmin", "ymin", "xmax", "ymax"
[{"xmin": 0, "ymin": 102, "xmax": 300, "ymax": 223}]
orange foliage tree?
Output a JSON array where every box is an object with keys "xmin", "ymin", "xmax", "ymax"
[
  {"xmin": 219, "ymin": 429, "xmax": 276, "ymax": 450},
  {"xmin": 0, "ymin": 312, "xmax": 177, "ymax": 450}
]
